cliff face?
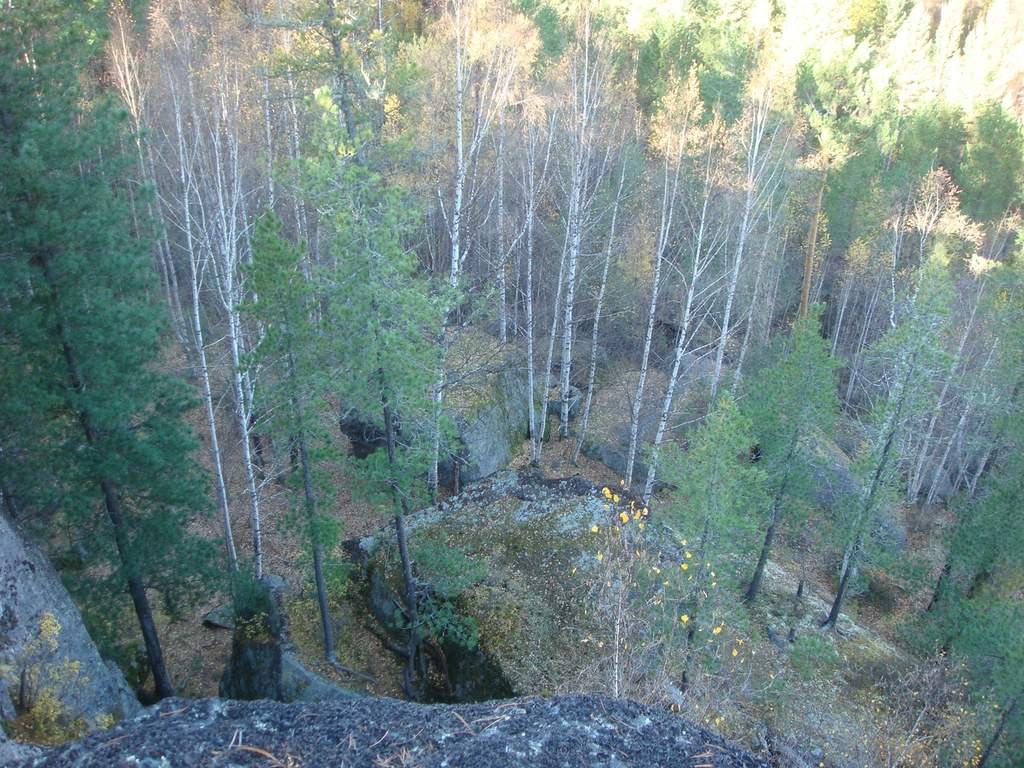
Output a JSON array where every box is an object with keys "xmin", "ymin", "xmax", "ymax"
[
  {"xmin": 12, "ymin": 693, "xmax": 770, "ymax": 768},
  {"xmin": 0, "ymin": 514, "xmax": 140, "ymax": 745}
]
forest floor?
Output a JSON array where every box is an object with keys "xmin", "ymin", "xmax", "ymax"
[{"xmin": 143, "ymin": 352, "xmax": 950, "ymax": 767}]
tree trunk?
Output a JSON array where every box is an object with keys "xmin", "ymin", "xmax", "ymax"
[
  {"xmin": 830, "ymin": 277, "xmax": 851, "ymax": 357},
  {"xmin": 449, "ymin": 0, "xmax": 466, "ymax": 290},
  {"xmin": 709, "ymin": 194, "xmax": 752, "ymax": 402},
  {"xmin": 626, "ymin": 149, "xmax": 682, "ymax": 487},
  {"xmin": 925, "ymin": 560, "xmax": 951, "ymax": 613},
  {"xmin": 907, "ymin": 281, "xmax": 982, "ymax": 501},
  {"xmin": 297, "ymin": 428, "xmax": 336, "ymax": 662},
  {"xmin": 798, "ymin": 174, "xmax": 826, "ymax": 318},
  {"xmin": 559, "ymin": 166, "xmax": 584, "ymax": 439},
  {"xmin": 171, "ymin": 90, "xmax": 237, "ymax": 572},
  {"xmin": 381, "ymin": 392, "xmax": 421, "ymax": 699},
  {"xmin": 845, "ymin": 272, "xmax": 882, "ymax": 404},
  {"xmin": 573, "ymin": 162, "xmax": 625, "ymax": 463},
  {"xmin": 978, "ymin": 695, "xmax": 1018, "ymax": 768},
  {"xmin": 745, "ymin": 507, "xmax": 778, "ymax": 604},
  {"xmin": 496, "ymin": 117, "xmax": 507, "ymax": 344},
  {"xmin": 824, "ymin": 354, "xmax": 912, "ymax": 628},
  {"xmin": 534, "ymin": 225, "xmax": 569, "ymax": 463},
  {"xmin": 731, "ymin": 231, "xmax": 772, "ymax": 391},
  {"xmin": 39, "ymin": 253, "xmax": 175, "ymax": 700},
  {"xmin": 523, "ymin": 116, "xmax": 553, "ymax": 460}
]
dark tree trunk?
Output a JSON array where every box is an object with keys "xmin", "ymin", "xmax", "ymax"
[
  {"xmin": 821, "ymin": 535, "xmax": 859, "ymax": 629},
  {"xmin": 745, "ymin": 508, "xmax": 778, "ymax": 604},
  {"xmin": 925, "ymin": 560, "xmax": 951, "ymax": 613},
  {"xmin": 382, "ymin": 391, "xmax": 422, "ymax": 699},
  {"xmin": 746, "ymin": 436, "xmax": 797, "ymax": 603},
  {"xmin": 297, "ymin": 429, "xmax": 336, "ymax": 663},
  {"xmin": 39, "ymin": 253, "xmax": 174, "ymax": 699},
  {"xmin": 978, "ymin": 695, "xmax": 1018, "ymax": 768},
  {"xmin": 823, "ymin": 364, "xmax": 911, "ymax": 629}
]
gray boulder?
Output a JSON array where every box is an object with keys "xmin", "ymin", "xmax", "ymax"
[
  {"xmin": 219, "ymin": 580, "xmax": 358, "ymax": 704},
  {"xmin": 13, "ymin": 694, "xmax": 770, "ymax": 767},
  {"xmin": 0, "ymin": 514, "xmax": 140, "ymax": 735},
  {"xmin": 441, "ymin": 364, "xmax": 532, "ymax": 488},
  {"xmin": 579, "ymin": 410, "xmax": 660, "ymax": 486},
  {"xmin": 807, "ymin": 433, "xmax": 859, "ymax": 509},
  {"xmin": 546, "ymin": 384, "xmax": 582, "ymax": 420}
]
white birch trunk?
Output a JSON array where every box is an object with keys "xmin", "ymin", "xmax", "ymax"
[
  {"xmin": 497, "ymin": 117, "xmax": 507, "ymax": 344},
  {"xmin": 907, "ymin": 280, "xmax": 983, "ymax": 501},
  {"xmin": 640, "ymin": 148, "xmax": 719, "ymax": 503},
  {"xmin": 731, "ymin": 224, "xmax": 774, "ymax": 390},
  {"xmin": 573, "ymin": 162, "xmax": 625, "ymax": 463},
  {"xmin": 709, "ymin": 95, "xmax": 782, "ymax": 402},
  {"xmin": 624, "ymin": 147, "xmax": 682, "ymax": 488},
  {"xmin": 169, "ymin": 82, "xmax": 238, "ymax": 572}
]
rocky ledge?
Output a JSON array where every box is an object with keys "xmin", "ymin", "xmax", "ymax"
[{"xmin": 13, "ymin": 693, "xmax": 769, "ymax": 768}]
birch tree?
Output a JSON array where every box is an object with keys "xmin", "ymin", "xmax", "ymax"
[
  {"xmin": 641, "ymin": 112, "xmax": 728, "ymax": 504},
  {"xmin": 623, "ymin": 95, "xmax": 687, "ymax": 488},
  {"xmin": 573, "ymin": 157, "xmax": 627, "ymax": 463},
  {"xmin": 521, "ymin": 107, "xmax": 556, "ymax": 464},
  {"xmin": 708, "ymin": 88, "xmax": 791, "ymax": 402},
  {"xmin": 557, "ymin": 3, "xmax": 610, "ymax": 439},
  {"xmin": 146, "ymin": 1, "xmax": 269, "ymax": 578}
]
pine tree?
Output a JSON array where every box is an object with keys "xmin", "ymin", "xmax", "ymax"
[
  {"xmin": 304, "ymin": 143, "xmax": 447, "ymax": 696},
  {"xmin": 823, "ymin": 254, "xmax": 954, "ymax": 629},
  {"xmin": 0, "ymin": 2, "xmax": 217, "ymax": 699},
  {"xmin": 658, "ymin": 395, "xmax": 766, "ymax": 635},
  {"xmin": 741, "ymin": 307, "xmax": 840, "ymax": 603},
  {"xmin": 923, "ymin": 408, "xmax": 1024, "ymax": 765},
  {"xmin": 246, "ymin": 214, "xmax": 342, "ymax": 662}
]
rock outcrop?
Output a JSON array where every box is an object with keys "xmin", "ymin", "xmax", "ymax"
[
  {"xmin": 219, "ymin": 578, "xmax": 358, "ymax": 704},
  {"xmin": 11, "ymin": 694, "xmax": 770, "ymax": 767},
  {"xmin": 340, "ymin": 331, "xmax": 532, "ymax": 492},
  {"xmin": 440, "ymin": 364, "xmax": 531, "ymax": 488},
  {"xmin": 0, "ymin": 514, "xmax": 140, "ymax": 737},
  {"xmin": 347, "ymin": 470, "xmax": 671, "ymax": 702}
]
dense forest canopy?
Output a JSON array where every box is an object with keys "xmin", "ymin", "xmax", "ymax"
[{"xmin": 1, "ymin": 0, "xmax": 1022, "ymax": 765}]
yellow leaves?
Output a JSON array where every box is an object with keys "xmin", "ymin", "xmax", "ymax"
[
  {"xmin": 618, "ymin": 511, "xmax": 630, "ymax": 524},
  {"xmin": 680, "ymin": 614, "xmax": 690, "ymax": 624},
  {"xmin": 590, "ymin": 524, "xmax": 600, "ymax": 533},
  {"xmin": 38, "ymin": 613, "xmax": 61, "ymax": 654},
  {"xmin": 732, "ymin": 648, "xmax": 738, "ymax": 657},
  {"xmin": 602, "ymin": 487, "xmax": 612, "ymax": 499},
  {"xmin": 680, "ymin": 562, "xmax": 689, "ymax": 571},
  {"xmin": 685, "ymin": 551, "xmax": 692, "ymax": 559},
  {"xmin": 712, "ymin": 625, "xmax": 723, "ymax": 635},
  {"xmin": 638, "ymin": 522, "xmax": 646, "ymax": 530},
  {"xmin": 596, "ymin": 551, "xmax": 604, "ymax": 562},
  {"xmin": 681, "ymin": 539, "xmax": 688, "ymax": 546}
]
